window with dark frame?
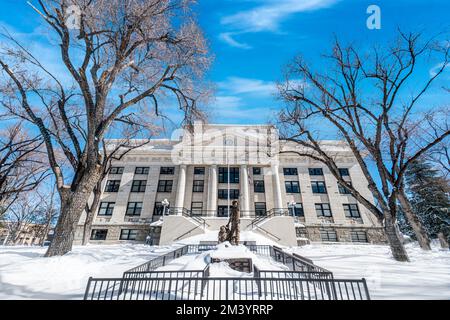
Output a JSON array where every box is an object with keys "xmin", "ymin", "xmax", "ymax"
[
  {"xmin": 131, "ymin": 180, "xmax": 146, "ymax": 193},
  {"xmin": 191, "ymin": 202, "xmax": 203, "ymax": 215},
  {"xmin": 254, "ymin": 180, "xmax": 265, "ymax": 193},
  {"xmin": 343, "ymin": 204, "xmax": 361, "ymax": 218},
  {"xmin": 290, "ymin": 203, "xmax": 304, "ymax": 217},
  {"xmin": 135, "ymin": 167, "xmax": 149, "ymax": 175},
  {"xmin": 351, "ymin": 231, "xmax": 368, "ymax": 243},
  {"xmin": 311, "ymin": 181, "xmax": 327, "ymax": 194},
  {"xmin": 255, "ymin": 202, "xmax": 267, "ymax": 216},
  {"xmin": 105, "ymin": 180, "xmax": 120, "ymax": 192},
  {"xmin": 253, "ymin": 167, "xmax": 261, "ymax": 175},
  {"xmin": 315, "ymin": 203, "xmax": 332, "ymax": 217},
  {"xmin": 218, "ymin": 167, "xmax": 240, "ymax": 183},
  {"xmin": 338, "ymin": 168, "xmax": 350, "ymax": 177},
  {"xmin": 217, "ymin": 205, "xmax": 231, "ymax": 217},
  {"xmin": 120, "ymin": 229, "xmax": 138, "ymax": 240},
  {"xmin": 126, "ymin": 202, "xmax": 143, "ymax": 216},
  {"xmin": 160, "ymin": 167, "xmax": 175, "ymax": 175},
  {"xmin": 192, "ymin": 180, "xmax": 204, "ymax": 192},
  {"xmin": 308, "ymin": 168, "xmax": 323, "ymax": 176},
  {"xmin": 218, "ymin": 189, "xmax": 240, "ymax": 199},
  {"xmin": 109, "ymin": 167, "xmax": 124, "ymax": 174},
  {"xmin": 194, "ymin": 167, "xmax": 205, "ymax": 175},
  {"xmin": 320, "ymin": 229, "xmax": 338, "ymax": 242},
  {"xmin": 98, "ymin": 202, "xmax": 115, "ymax": 216},
  {"xmin": 285, "ymin": 181, "xmax": 300, "ymax": 193},
  {"xmin": 90, "ymin": 229, "xmax": 108, "ymax": 240},
  {"xmin": 338, "ymin": 182, "xmax": 352, "ymax": 194},
  {"xmin": 157, "ymin": 180, "xmax": 173, "ymax": 193},
  {"xmin": 283, "ymin": 168, "xmax": 298, "ymax": 175}
]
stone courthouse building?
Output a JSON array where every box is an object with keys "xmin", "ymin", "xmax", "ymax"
[{"xmin": 75, "ymin": 123, "xmax": 386, "ymax": 246}]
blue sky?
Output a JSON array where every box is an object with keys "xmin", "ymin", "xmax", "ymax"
[{"xmin": 0, "ymin": 0, "xmax": 449, "ymax": 128}]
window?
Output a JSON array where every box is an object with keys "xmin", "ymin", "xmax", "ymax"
[
  {"xmin": 285, "ymin": 181, "xmax": 300, "ymax": 193},
  {"xmin": 339, "ymin": 168, "xmax": 350, "ymax": 177},
  {"xmin": 218, "ymin": 189, "xmax": 239, "ymax": 199},
  {"xmin": 131, "ymin": 180, "xmax": 146, "ymax": 193},
  {"xmin": 315, "ymin": 203, "xmax": 332, "ymax": 217},
  {"xmin": 217, "ymin": 205, "xmax": 231, "ymax": 217},
  {"xmin": 154, "ymin": 202, "xmax": 169, "ymax": 216},
  {"xmin": 192, "ymin": 180, "xmax": 204, "ymax": 193},
  {"xmin": 289, "ymin": 203, "xmax": 304, "ymax": 217},
  {"xmin": 309, "ymin": 168, "xmax": 323, "ymax": 176},
  {"xmin": 219, "ymin": 167, "xmax": 240, "ymax": 183},
  {"xmin": 343, "ymin": 204, "xmax": 361, "ymax": 218},
  {"xmin": 253, "ymin": 167, "xmax": 261, "ymax": 175},
  {"xmin": 191, "ymin": 202, "xmax": 203, "ymax": 215},
  {"xmin": 98, "ymin": 202, "xmax": 115, "ymax": 216},
  {"xmin": 338, "ymin": 182, "xmax": 352, "ymax": 194},
  {"xmin": 351, "ymin": 231, "xmax": 368, "ymax": 243},
  {"xmin": 311, "ymin": 181, "xmax": 327, "ymax": 194},
  {"xmin": 283, "ymin": 168, "xmax": 298, "ymax": 175},
  {"xmin": 160, "ymin": 167, "xmax": 175, "ymax": 175},
  {"xmin": 90, "ymin": 229, "xmax": 108, "ymax": 240},
  {"xmin": 126, "ymin": 202, "xmax": 143, "ymax": 216},
  {"xmin": 135, "ymin": 167, "xmax": 149, "ymax": 175},
  {"xmin": 254, "ymin": 180, "xmax": 265, "ymax": 193},
  {"xmin": 109, "ymin": 167, "xmax": 124, "ymax": 174},
  {"xmin": 320, "ymin": 229, "xmax": 338, "ymax": 242},
  {"xmin": 194, "ymin": 167, "xmax": 205, "ymax": 175},
  {"xmin": 296, "ymin": 227, "xmax": 308, "ymax": 238},
  {"xmin": 120, "ymin": 229, "xmax": 138, "ymax": 240},
  {"xmin": 255, "ymin": 202, "xmax": 267, "ymax": 216},
  {"xmin": 157, "ymin": 180, "xmax": 173, "ymax": 193},
  {"xmin": 105, "ymin": 180, "xmax": 120, "ymax": 192}
]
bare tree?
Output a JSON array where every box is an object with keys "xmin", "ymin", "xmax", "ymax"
[
  {"xmin": 278, "ymin": 32, "xmax": 449, "ymax": 261},
  {"xmin": 0, "ymin": 123, "xmax": 48, "ymax": 216},
  {"xmin": 2, "ymin": 192, "xmax": 42, "ymax": 245},
  {"xmin": 0, "ymin": 0, "xmax": 210, "ymax": 256},
  {"xmin": 34, "ymin": 185, "xmax": 59, "ymax": 246}
]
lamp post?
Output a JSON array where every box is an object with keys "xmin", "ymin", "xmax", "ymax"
[
  {"xmin": 162, "ymin": 199, "xmax": 170, "ymax": 217},
  {"xmin": 289, "ymin": 201, "xmax": 296, "ymax": 217}
]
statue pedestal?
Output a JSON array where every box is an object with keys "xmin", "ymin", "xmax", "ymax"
[
  {"xmin": 210, "ymin": 257, "xmax": 252, "ymax": 273},
  {"xmin": 209, "ymin": 242, "xmax": 254, "ymax": 273}
]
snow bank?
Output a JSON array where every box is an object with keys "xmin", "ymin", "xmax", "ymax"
[
  {"xmin": 288, "ymin": 242, "xmax": 450, "ymax": 300},
  {"xmin": 0, "ymin": 244, "xmax": 172, "ymax": 300}
]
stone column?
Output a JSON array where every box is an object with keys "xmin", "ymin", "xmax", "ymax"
[
  {"xmin": 240, "ymin": 164, "xmax": 251, "ymax": 216},
  {"xmin": 207, "ymin": 165, "xmax": 218, "ymax": 216},
  {"xmin": 174, "ymin": 164, "xmax": 186, "ymax": 214},
  {"xmin": 272, "ymin": 164, "xmax": 283, "ymax": 213}
]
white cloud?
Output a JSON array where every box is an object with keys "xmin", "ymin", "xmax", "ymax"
[
  {"xmin": 219, "ymin": 32, "xmax": 252, "ymax": 49},
  {"xmin": 429, "ymin": 62, "xmax": 450, "ymax": 77},
  {"xmin": 215, "ymin": 95, "xmax": 244, "ymax": 108},
  {"xmin": 217, "ymin": 77, "xmax": 276, "ymax": 96},
  {"xmin": 221, "ymin": 0, "xmax": 339, "ymax": 33}
]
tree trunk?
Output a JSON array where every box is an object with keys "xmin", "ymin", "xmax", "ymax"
[
  {"xmin": 82, "ymin": 181, "xmax": 102, "ymax": 246},
  {"xmin": 438, "ymin": 232, "xmax": 449, "ymax": 249},
  {"xmin": 45, "ymin": 166, "xmax": 102, "ymax": 257},
  {"xmin": 384, "ymin": 213, "xmax": 409, "ymax": 262},
  {"xmin": 397, "ymin": 191, "xmax": 432, "ymax": 250},
  {"xmin": 82, "ymin": 209, "xmax": 94, "ymax": 246}
]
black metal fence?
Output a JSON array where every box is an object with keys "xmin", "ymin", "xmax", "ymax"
[
  {"xmin": 84, "ymin": 243, "xmax": 370, "ymax": 300},
  {"xmin": 84, "ymin": 276, "xmax": 370, "ymax": 300},
  {"xmin": 271, "ymin": 246, "xmax": 331, "ymax": 273}
]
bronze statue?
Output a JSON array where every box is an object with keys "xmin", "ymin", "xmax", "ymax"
[{"xmin": 218, "ymin": 200, "xmax": 240, "ymax": 245}]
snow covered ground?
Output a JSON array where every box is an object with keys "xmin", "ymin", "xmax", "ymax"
[
  {"xmin": 0, "ymin": 238, "xmax": 449, "ymax": 300},
  {"xmin": 289, "ymin": 242, "xmax": 450, "ymax": 300},
  {"xmin": 0, "ymin": 244, "xmax": 176, "ymax": 299}
]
